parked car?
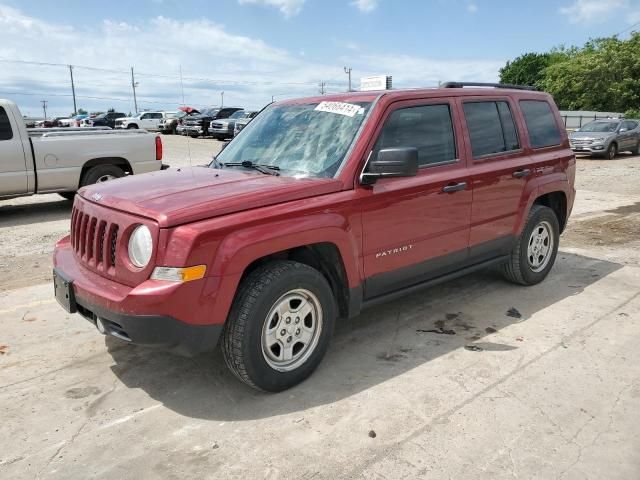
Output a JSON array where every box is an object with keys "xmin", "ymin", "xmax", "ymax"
[
  {"xmin": 72, "ymin": 114, "xmax": 89, "ymax": 127},
  {"xmin": 0, "ymin": 99, "xmax": 166, "ymax": 201},
  {"xmin": 158, "ymin": 111, "xmax": 185, "ymax": 134},
  {"xmin": 179, "ymin": 107, "xmax": 243, "ymax": 138},
  {"xmin": 233, "ymin": 111, "xmax": 258, "ymax": 136},
  {"xmin": 208, "ymin": 110, "xmax": 252, "ymax": 140},
  {"xmin": 569, "ymin": 118, "xmax": 640, "ymax": 158},
  {"xmin": 116, "ymin": 112, "xmax": 164, "ymax": 131},
  {"xmin": 53, "ymin": 83, "xmax": 575, "ymax": 392},
  {"xmin": 89, "ymin": 112, "xmax": 126, "ymax": 129}
]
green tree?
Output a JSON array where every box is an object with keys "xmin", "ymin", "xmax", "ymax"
[
  {"xmin": 540, "ymin": 33, "xmax": 640, "ymax": 111},
  {"xmin": 77, "ymin": 108, "xmax": 88, "ymax": 115},
  {"xmin": 499, "ymin": 52, "xmax": 555, "ymax": 88}
]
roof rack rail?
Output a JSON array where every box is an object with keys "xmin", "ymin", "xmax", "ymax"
[{"xmin": 442, "ymin": 82, "xmax": 538, "ymax": 91}]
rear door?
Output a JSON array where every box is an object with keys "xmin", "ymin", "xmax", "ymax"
[
  {"xmin": 461, "ymin": 97, "xmax": 532, "ymax": 260},
  {"xmin": 0, "ymin": 105, "xmax": 29, "ymax": 196},
  {"xmin": 360, "ymin": 98, "xmax": 472, "ymax": 298},
  {"xmin": 619, "ymin": 120, "xmax": 639, "ymax": 150}
]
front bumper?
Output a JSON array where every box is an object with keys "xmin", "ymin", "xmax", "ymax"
[
  {"xmin": 570, "ymin": 142, "xmax": 607, "ymax": 154},
  {"xmin": 53, "ymin": 237, "xmax": 224, "ymax": 357}
]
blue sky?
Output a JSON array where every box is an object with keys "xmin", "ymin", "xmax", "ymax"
[{"xmin": 1, "ymin": 0, "xmax": 638, "ymax": 116}]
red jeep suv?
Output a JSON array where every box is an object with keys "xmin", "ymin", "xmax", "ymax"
[{"xmin": 53, "ymin": 82, "xmax": 576, "ymax": 391}]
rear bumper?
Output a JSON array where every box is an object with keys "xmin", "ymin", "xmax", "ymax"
[{"xmin": 53, "ymin": 236, "xmax": 226, "ymax": 356}]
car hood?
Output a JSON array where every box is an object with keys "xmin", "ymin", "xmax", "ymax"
[
  {"xmin": 79, "ymin": 167, "xmax": 344, "ymax": 228},
  {"xmin": 116, "ymin": 117, "xmax": 137, "ymax": 122}
]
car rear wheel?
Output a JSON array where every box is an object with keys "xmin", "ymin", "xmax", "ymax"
[
  {"xmin": 80, "ymin": 165, "xmax": 125, "ymax": 187},
  {"xmin": 221, "ymin": 260, "xmax": 336, "ymax": 392},
  {"xmin": 607, "ymin": 142, "xmax": 617, "ymax": 160},
  {"xmin": 501, "ymin": 204, "xmax": 560, "ymax": 286},
  {"xmin": 631, "ymin": 141, "xmax": 639, "ymax": 156}
]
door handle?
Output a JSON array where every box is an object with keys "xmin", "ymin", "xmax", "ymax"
[
  {"xmin": 442, "ymin": 182, "xmax": 467, "ymax": 193},
  {"xmin": 512, "ymin": 169, "xmax": 531, "ymax": 178}
]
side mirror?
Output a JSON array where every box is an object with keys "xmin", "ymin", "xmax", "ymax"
[
  {"xmin": 619, "ymin": 127, "xmax": 628, "ymax": 132},
  {"xmin": 361, "ymin": 147, "xmax": 419, "ymax": 185}
]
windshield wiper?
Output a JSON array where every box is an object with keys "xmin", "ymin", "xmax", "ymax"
[{"xmin": 220, "ymin": 160, "xmax": 280, "ymax": 176}]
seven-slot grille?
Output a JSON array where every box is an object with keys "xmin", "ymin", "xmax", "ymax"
[{"xmin": 70, "ymin": 205, "xmax": 119, "ymax": 269}]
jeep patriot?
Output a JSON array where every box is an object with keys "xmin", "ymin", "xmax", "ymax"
[{"xmin": 53, "ymin": 82, "xmax": 576, "ymax": 391}]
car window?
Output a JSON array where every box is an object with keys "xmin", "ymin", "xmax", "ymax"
[
  {"xmin": 373, "ymin": 104, "xmax": 457, "ymax": 167},
  {"xmin": 622, "ymin": 120, "xmax": 638, "ymax": 131},
  {"xmin": 520, "ymin": 100, "xmax": 562, "ymax": 148},
  {"xmin": 0, "ymin": 107, "xmax": 13, "ymax": 140},
  {"xmin": 463, "ymin": 101, "xmax": 520, "ymax": 157}
]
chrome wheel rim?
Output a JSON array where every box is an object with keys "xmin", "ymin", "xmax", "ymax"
[
  {"xmin": 97, "ymin": 174, "xmax": 116, "ymax": 183},
  {"xmin": 608, "ymin": 145, "xmax": 616, "ymax": 159},
  {"xmin": 527, "ymin": 220, "xmax": 554, "ymax": 273},
  {"xmin": 261, "ymin": 289, "xmax": 323, "ymax": 372}
]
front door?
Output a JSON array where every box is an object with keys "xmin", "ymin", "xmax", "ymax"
[
  {"xmin": 359, "ymin": 99, "xmax": 472, "ymax": 299},
  {"xmin": 0, "ymin": 106, "xmax": 28, "ymax": 196}
]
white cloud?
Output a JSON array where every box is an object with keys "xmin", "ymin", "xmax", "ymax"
[
  {"xmin": 0, "ymin": 3, "xmax": 503, "ymax": 117},
  {"xmin": 351, "ymin": 0, "xmax": 379, "ymax": 13},
  {"xmin": 238, "ymin": 0, "xmax": 305, "ymax": 18},
  {"xmin": 559, "ymin": 0, "xmax": 632, "ymax": 24},
  {"xmin": 467, "ymin": 3, "xmax": 478, "ymax": 13}
]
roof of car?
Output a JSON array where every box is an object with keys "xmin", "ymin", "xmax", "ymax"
[{"xmin": 279, "ymin": 86, "xmax": 553, "ymax": 107}]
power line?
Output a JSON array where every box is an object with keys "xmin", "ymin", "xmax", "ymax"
[
  {"xmin": 0, "ymin": 57, "xmax": 343, "ymax": 87},
  {"xmin": 614, "ymin": 21, "xmax": 640, "ymax": 37}
]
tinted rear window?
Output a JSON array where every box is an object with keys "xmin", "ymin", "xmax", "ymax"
[
  {"xmin": 0, "ymin": 107, "xmax": 13, "ymax": 140},
  {"xmin": 520, "ymin": 100, "xmax": 561, "ymax": 148},
  {"xmin": 463, "ymin": 101, "xmax": 520, "ymax": 157}
]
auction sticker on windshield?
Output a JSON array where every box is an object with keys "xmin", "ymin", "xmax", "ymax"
[{"xmin": 314, "ymin": 101, "xmax": 363, "ymax": 117}]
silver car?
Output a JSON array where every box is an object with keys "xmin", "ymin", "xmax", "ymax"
[{"xmin": 569, "ymin": 119, "xmax": 640, "ymax": 159}]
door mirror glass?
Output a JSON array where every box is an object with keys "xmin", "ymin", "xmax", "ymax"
[
  {"xmin": 361, "ymin": 147, "xmax": 419, "ymax": 185},
  {"xmin": 619, "ymin": 127, "xmax": 628, "ymax": 132}
]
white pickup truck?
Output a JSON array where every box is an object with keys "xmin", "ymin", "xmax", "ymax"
[{"xmin": 0, "ymin": 100, "xmax": 166, "ymax": 200}]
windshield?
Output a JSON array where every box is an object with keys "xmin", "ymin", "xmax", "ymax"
[
  {"xmin": 578, "ymin": 121, "xmax": 619, "ymax": 133},
  {"xmin": 204, "ymin": 108, "xmax": 220, "ymax": 117},
  {"xmin": 230, "ymin": 110, "xmax": 246, "ymax": 119},
  {"xmin": 214, "ymin": 100, "xmax": 372, "ymax": 178}
]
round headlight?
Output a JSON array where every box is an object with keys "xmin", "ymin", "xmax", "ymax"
[{"xmin": 128, "ymin": 225, "xmax": 153, "ymax": 268}]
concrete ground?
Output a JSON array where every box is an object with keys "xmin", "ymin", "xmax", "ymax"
[{"xmin": 1, "ymin": 135, "xmax": 639, "ymax": 479}]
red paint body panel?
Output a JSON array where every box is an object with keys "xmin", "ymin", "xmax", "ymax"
[{"xmin": 54, "ymin": 87, "xmax": 576, "ymax": 335}]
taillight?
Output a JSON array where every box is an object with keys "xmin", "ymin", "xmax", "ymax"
[{"xmin": 155, "ymin": 136, "xmax": 163, "ymax": 161}]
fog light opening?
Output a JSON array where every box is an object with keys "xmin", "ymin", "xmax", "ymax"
[{"xmin": 96, "ymin": 317, "xmax": 107, "ymax": 335}]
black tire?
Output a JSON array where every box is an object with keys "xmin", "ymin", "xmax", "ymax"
[
  {"xmin": 606, "ymin": 142, "xmax": 617, "ymax": 160},
  {"xmin": 631, "ymin": 141, "xmax": 639, "ymax": 156},
  {"xmin": 501, "ymin": 204, "xmax": 560, "ymax": 286},
  {"xmin": 127, "ymin": 124, "xmax": 138, "ymax": 129},
  {"xmin": 59, "ymin": 192, "xmax": 75, "ymax": 201},
  {"xmin": 221, "ymin": 260, "xmax": 337, "ymax": 392},
  {"xmin": 80, "ymin": 165, "xmax": 125, "ymax": 187}
]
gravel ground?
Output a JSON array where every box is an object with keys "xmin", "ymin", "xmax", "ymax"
[{"xmin": 0, "ymin": 137, "xmax": 639, "ymax": 479}]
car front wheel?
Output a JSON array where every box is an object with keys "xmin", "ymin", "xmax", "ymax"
[
  {"xmin": 606, "ymin": 142, "xmax": 617, "ymax": 160},
  {"xmin": 502, "ymin": 204, "xmax": 560, "ymax": 286},
  {"xmin": 221, "ymin": 260, "xmax": 336, "ymax": 392}
]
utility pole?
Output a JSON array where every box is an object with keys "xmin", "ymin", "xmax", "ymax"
[
  {"xmin": 344, "ymin": 66, "xmax": 352, "ymax": 92},
  {"xmin": 221, "ymin": 91, "xmax": 224, "ymax": 108},
  {"xmin": 131, "ymin": 67, "xmax": 138, "ymax": 114},
  {"xmin": 319, "ymin": 81, "xmax": 326, "ymax": 95},
  {"xmin": 41, "ymin": 100, "xmax": 48, "ymax": 120},
  {"xmin": 69, "ymin": 65, "xmax": 77, "ymax": 115}
]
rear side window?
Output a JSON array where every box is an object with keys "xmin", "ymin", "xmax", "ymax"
[
  {"xmin": 463, "ymin": 101, "xmax": 520, "ymax": 158},
  {"xmin": 374, "ymin": 104, "xmax": 457, "ymax": 167},
  {"xmin": 520, "ymin": 100, "xmax": 561, "ymax": 148},
  {"xmin": 0, "ymin": 107, "xmax": 13, "ymax": 140},
  {"xmin": 622, "ymin": 120, "xmax": 638, "ymax": 131}
]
